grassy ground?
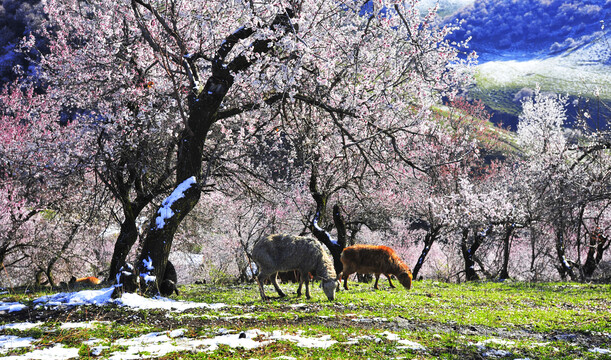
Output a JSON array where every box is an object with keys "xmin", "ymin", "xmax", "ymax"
[
  {"xmin": 471, "ymin": 62, "xmax": 611, "ymax": 132},
  {"xmin": 1, "ymin": 280, "xmax": 611, "ymax": 359}
]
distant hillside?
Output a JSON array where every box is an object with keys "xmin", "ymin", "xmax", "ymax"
[
  {"xmin": 444, "ymin": 0, "xmax": 611, "ymax": 62},
  {"xmin": 442, "ymin": 0, "xmax": 611, "ymax": 130},
  {"xmin": 0, "ymin": 0, "xmax": 45, "ymax": 84}
]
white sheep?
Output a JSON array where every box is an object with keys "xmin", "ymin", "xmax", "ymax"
[{"xmin": 252, "ymin": 234, "xmax": 337, "ymax": 301}]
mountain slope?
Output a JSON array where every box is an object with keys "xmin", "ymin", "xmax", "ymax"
[{"xmin": 443, "ymin": 0, "xmax": 611, "ymax": 129}]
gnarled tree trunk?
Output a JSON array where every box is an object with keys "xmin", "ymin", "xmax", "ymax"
[
  {"xmin": 412, "ymin": 224, "xmax": 440, "ymax": 280},
  {"xmin": 132, "ymin": 5, "xmax": 296, "ymax": 294},
  {"xmin": 309, "ymin": 168, "xmax": 346, "ymax": 275}
]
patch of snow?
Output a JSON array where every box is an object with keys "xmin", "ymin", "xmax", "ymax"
[
  {"xmin": 476, "ymin": 338, "xmax": 515, "ymax": 358},
  {"xmin": 142, "ymin": 256, "xmax": 154, "ymax": 270},
  {"xmin": 312, "ymin": 218, "xmax": 338, "ymax": 245},
  {"xmin": 270, "ymin": 330, "xmax": 337, "ymax": 349},
  {"xmin": 397, "ymin": 339, "xmax": 427, "ymax": 351},
  {"xmin": 90, "ymin": 346, "xmax": 107, "ymax": 356},
  {"xmin": 117, "ymin": 292, "xmax": 226, "ymax": 312},
  {"xmin": 2, "ymin": 343, "xmax": 79, "ymax": 360},
  {"xmin": 0, "ymin": 302, "xmax": 27, "ymax": 313},
  {"xmin": 345, "ymin": 335, "xmax": 375, "ymax": 345},
  {"xmin": 32, "ymin": 286, "xmax": 225, "ymax": 312},
  {"xmin": 34, "ymin": 287, "xmax": 115, "ymax": 307},
  {"xmin": 0, "ymin": 322, "xmax": 42, "ymax": 331},
  {"xmin": 169, "ymin": 329, "xmax": 186, "ymax": 338},
  {"xmin": 108, "ymin": 329, "xmax": 271, "ymax": 359},
  {"xmin": 381, "ymin": 331, "xmax": 401, "ymax": 341},
  {"xmin": 351, "ymin": 316, "xmax": 388, "ymax": 323},
  {"xmin": 142, "ymin": 274, "xmax": 157, "ymax": 283},
  {"xmin": 0, "ymin": 335, "xmax": 34, "ymax": 352},
  {"xmin": 381, "ymin": 331, "xmax": 426, "ymax": 351},
  {"xmin": 477, "ymin": 338, "xmax": 516, "ymax": 347},
  {"xmin": 60, "ymin": 321, "xmax": 107, "ymax": 329},
  {"xmin": 482, "ymin": 349, "xmax": 512, "ymax": 357},
  {"xmin": 528, "ymin": 342, "xmax": 550, "ymax": 348},
  {"xmin": 155, "ymin": 176, "xmax": 197, "ymax": 229},
  {"xmin": 590, "ymin": 347, "xmax": 611, "ymax": 354}
]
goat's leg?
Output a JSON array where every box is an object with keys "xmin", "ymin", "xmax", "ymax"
[
  {"xmin": 296, "ymin": 278, "xmax": 303, "ymax": 297},
  {"xmin": 271, "ymin": 273, "xmax": 286, "ymax": 297},
  {"xmin": 343, "ymin": 273, "xmax": 350, "ymax": 290},
  {"xmin": 374, "ymin": 273, "xmax": 381, "ymax": 289},
  {"xmin": 386, "ymin": 274, "xmax": 396, "ymax": 288}
]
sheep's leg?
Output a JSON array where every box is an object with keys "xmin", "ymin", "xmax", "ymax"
[
  {"xmin": 374, "ymin": 273, "xmax": 381, "ymax": 290},
  {"xmin": 271, "ymin": 273, "xmax": 286, "ymax": 298},
  {"xmin": 304, "ymin": 273, "xmax": 311, "ymax": 299},
  {"xmin": 256, "ymin": 274, "xmax": 268, "ymax": 300},
  {"xmin": 296, "ymin": 278, "xmax": 303, "ymax": 297},
  {"xmin": 386, "ymin": 274, "xmax": 396, "ymax": 288}
]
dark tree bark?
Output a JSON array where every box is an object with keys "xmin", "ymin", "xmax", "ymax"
[
  {"xmin": 132, "ymin": 6, "xmax": 296, "ymax": 294},
  {"xmin": 99, "ymin": 132, "xmax": 174, "ymax": 283},
  {"xmin": 460, "ymin": 227, "xmax": 489, "ymax": 282},
  {"xmin": 412, "ymin": 224, "xmax": 440, "ymax": 280},
  {"xmin": 308, "ymin": 169, "xmax": 346, "ymax": 275},
  {"xmin": 499, "ymin": 223, "xmax": 515, "ymax": 280},
  {"xmin": 554, "ymin": 218, "xmax": 576, "ymax": 281},
  {"xmin": 108, "ymin": 220, "xmax": 139, "ymax": 283},
  {"xmin": 107, "ymin": 196, "xmax": 157, "ymax": 283},
  {"xmin": 582, "ymin": 229, "xmax": 610, "ymax": 278}
]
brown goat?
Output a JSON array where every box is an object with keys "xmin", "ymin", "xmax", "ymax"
[
  {"xmin": 340, "ymin": 244, "xmax": 413, "ymax": 290},
  {"xmin": 70, "ymin": 276, "xmax": 102, "ymax": 285}
]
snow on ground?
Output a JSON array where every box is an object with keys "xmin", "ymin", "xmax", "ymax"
[
  {"xmin": 475, "ymin": 32, "xmax": 611, "ymax": 100},
  {"xmin": 0, "ymin": 335, "xmax": 35, "ymax": 352},
  {"xmin": 0, "ymin": 287, "xmax": 428, "ymax": 359},
  {"xmin": 476, "ymin": 56, "xmax": 611, "ymax": 98},
  {"xmin": 0, "ymin": 302, "xmax": 27, "ymax": 313},
  {"xmin": 3, "ymin": 344, "xmax": 80, "ymax": 360},
  {"xmin": 31, "ymin": 286, "xmax": 226, "ymax": 311}
]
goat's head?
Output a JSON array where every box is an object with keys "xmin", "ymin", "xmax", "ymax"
[{"xmin": 397, "ymin": 272, "xmax": 413, "ymax": 290}]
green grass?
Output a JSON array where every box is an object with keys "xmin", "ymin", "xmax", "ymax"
[
  {"xmin": 2, "ymin": 280, "xmax": 611, "ymax": 359},
  {"xmin": 178, "ymin": 280, "xmax": 611, "ymax": 333},
  {"xmin": 472, "ymin": 64, "xmax": 611, "ymax": 130}
]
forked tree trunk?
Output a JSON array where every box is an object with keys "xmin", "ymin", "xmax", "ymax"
[
  {"xmin": 460, "ymin": 227, "xmax": 488, "ymax": 282},
  {"xmin": 412, "ymin": 225, "xmax": 440, "ymax": 280},
  {"xmin": 309, "ymin": 168, "xmax": 346, "ymax": 275},
  {"xmin": 554, "ymin": 219, "xmax": 576, "ymax": 281},
  {"xmin": 107, "ymin": 215, "xmax": 140, "ymax": 283},
  {"xmin": 136, "ymin": 80, "xmax": 220, "ymax": 293},
  {"xmin": 133, "ymin": 9, "xmax": 296, "ymax": 294},
  {"xmin": 582, "ymin": 230, "xmax": 610, "ymax": 279}
]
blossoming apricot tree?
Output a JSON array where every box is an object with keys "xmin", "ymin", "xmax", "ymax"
[{"xmin": 3, "ymin": 0, "xmax": 473, "ymax": 290}]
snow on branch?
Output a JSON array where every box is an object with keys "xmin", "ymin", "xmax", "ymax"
[{"xmin": 155, "ymin": 177, "xmax": 197, "ymax": 229}]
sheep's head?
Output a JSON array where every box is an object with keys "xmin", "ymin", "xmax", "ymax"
[
  {"xmin": 321, "ymin": 278, "xmax": 336, "ymax": 301},
  {"xmin": 398, "ymin": 272, "xmax": 413, "ymax": 290}
]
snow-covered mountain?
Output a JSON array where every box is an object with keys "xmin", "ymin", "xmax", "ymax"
[
  {"xmin": 444, "ymin": 0, "xmax": 610, "ymax": 62},
  {"xmin": 442, "ymin": 0, "xmax": 611, "ymax": 129}
]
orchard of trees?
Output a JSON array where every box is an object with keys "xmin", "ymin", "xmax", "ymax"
[{"xmin": 1, "ymin": 0, "xmax": 610, "ymax": 292}]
